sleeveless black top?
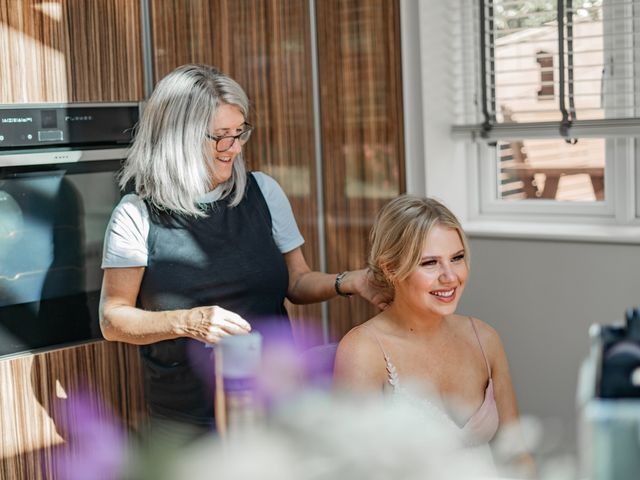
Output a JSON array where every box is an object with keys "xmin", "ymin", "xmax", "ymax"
[{"xmin": 137, "ymin": 173, "xmax": 290, "ymax": 426}]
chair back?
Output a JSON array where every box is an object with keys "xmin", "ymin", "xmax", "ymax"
[{"xmin": 300, "ymin": 343, "xmax": 339, "ymax": 389}]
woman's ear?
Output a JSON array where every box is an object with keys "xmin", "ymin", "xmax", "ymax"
[{"xmin": 379, "ymin": 261, "xmax": 396, "ymax": 286}]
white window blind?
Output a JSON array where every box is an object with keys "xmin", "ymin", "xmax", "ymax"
[
  {"xmin": 454, "ymin": 0, "xmax": 640, "ymax": 140},
  {"xmin": 450, "ymin": 0, "xmax": 640, "ymax": 209}
]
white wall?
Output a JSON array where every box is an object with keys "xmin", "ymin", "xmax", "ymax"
[
  {"xmin": 401, "ymin": 0, "xmax": 640, "ymax": 458},
  {"xmin": 458, "ymin": 237, "xmax": 640, "ymax": 454}
]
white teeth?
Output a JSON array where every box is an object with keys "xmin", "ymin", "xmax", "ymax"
[{"xmin": 431, "ymin": 289, "xmax": 454, "ymax": 297}]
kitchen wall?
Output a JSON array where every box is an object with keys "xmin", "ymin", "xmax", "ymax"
[
  {"xmin": 0, "ymin": 1, "xmax": 405, "ymax": 477},
  {"xmin": 458, "ymin": 237, "xmax": 640, "ymax": 456}
]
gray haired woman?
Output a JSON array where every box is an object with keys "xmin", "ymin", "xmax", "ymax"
[{"xmin": 99, "ymin": 64, "xmax": 388, "ymax": 435}]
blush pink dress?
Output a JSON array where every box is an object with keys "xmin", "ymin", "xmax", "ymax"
[{"xmin": 361, "ymin": 317, "xmax": 500, "ymax": 465}]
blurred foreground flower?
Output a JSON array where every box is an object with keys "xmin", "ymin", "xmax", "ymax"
[
  {"xmin": 53, "ymin": 392, "xmax": 128, "ymax": 480},
  {"xmin": 167, "ymin": 391, "xmax": 497, "ymax": 480}
]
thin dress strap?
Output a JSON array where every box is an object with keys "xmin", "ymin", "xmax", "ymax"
[
  {"xmin": 360, "ymin": 324, "xmax": 399, "ymax": 388},
  {"xmin": 469, "ymin": 316, "xmax": 492, "ymax": 377}
]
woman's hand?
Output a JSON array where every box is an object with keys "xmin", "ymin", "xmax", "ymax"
[
  {"xmin": 282, "ymin": 248, "xmax": 393, "ymax": 308},
  {"xmin": 346, "ymin": 269, "xmax": 393, "ymax": 310},
  {"xmin": 179, "ymin": 305, "xmax": 252, "ymax": 344}
]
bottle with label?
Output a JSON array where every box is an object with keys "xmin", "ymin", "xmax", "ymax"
[{"xmin": 214, "ymin": 332, "xmax": 263, "ymax": 437}]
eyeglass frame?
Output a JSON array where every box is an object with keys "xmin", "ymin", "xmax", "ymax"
[{"xmin": 205, "ymin": 123, "xmax": 254, "ymax": 152}]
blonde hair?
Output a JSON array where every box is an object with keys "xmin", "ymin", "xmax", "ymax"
[
  {"xmin": 368, "ymin": 195, "xmax": 470, "ymax": 289},
  {"xmin": 120, "ymin": 64, "xmax": 250, "ymax": 215}
]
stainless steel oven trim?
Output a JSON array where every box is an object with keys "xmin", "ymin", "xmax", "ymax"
[{"xmin": 0, "ymin": 148, "xmax": 129, "ymax": 166}]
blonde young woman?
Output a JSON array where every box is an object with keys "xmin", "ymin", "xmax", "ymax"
[{"xmin": 334, "ymin": 195, "xmax": 533, "ymax": 472}]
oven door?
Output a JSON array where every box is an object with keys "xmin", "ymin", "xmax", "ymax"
[{"xmin": 0, "ymin": 156, "xmax": 123, "ymax": 356}]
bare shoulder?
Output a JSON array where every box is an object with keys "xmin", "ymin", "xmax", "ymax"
[
  {"xmin": 469, "ymin": 316, "xmax": 501, "ymax": 345},
  {"xmin": 333, "ymin": 320, "xmax": 387, "ymax": 390},
  {"xmin": 335, "ymin": 322, "xmax": 383, "ymax": 364},
  {"xmin": 467, "ymin": 316, "xmax": 510, "ymax": 370}
]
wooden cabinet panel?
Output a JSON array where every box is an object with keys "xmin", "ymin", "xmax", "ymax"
[
  {"xmin": 316, "ymin": 0, "xmax": 405, "ymax": 341},
  {"xmin": 0, "ymin": 341, "xmax": 146, "ymax": 479},
  {"xmin": 0, "ymin": 0, "xmax": 144, "ymax": 103}
]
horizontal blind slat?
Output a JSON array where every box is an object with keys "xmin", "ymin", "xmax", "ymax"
[{"xmin": 465, "ymin": 0, "xmax": 640, "ymax": 129}]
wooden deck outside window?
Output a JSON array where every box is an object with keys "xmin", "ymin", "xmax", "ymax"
[{"xmin": 500, "ymin": 140, "xmax": 605, "ymax": 200}]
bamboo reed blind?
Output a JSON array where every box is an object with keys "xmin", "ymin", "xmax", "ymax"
[{"xmin": 0, "ymin": 0, "xmax": 144, "ymax": 103}]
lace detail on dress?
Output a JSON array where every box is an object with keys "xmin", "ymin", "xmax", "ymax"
[{"xmin": 384, "ymin": 353, "xmax": 399, "ymax": 388}]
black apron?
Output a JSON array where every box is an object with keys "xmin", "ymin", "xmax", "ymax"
[{"xmin": 137, "ymin": 173, "xmax": 290, "ymax": 426}]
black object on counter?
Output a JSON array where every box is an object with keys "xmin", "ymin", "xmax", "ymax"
[{"xmin": 599, "ymin": 307, "xmax": 640, "ymax": 398}]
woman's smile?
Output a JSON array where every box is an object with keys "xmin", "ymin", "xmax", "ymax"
[{"xmin": 430, "ymin": 287, "xmax": 457, "ymax": 303}]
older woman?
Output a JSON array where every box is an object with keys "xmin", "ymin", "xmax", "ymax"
[
  {"xmin": 334, "ymin": 195, "xmax": 533, "ymax": 473},
  {"xmin": 99, "ymin": 64, "xmax": 387, "ymax": 433}
]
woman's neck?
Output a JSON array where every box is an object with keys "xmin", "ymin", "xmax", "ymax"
[{"xmin": 383, "ymin": 301, "xmax": 446, "ymax": 336}]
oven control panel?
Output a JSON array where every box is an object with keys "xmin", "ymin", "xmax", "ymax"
[{"xmin": 0, "ymin": 103, "xmax": 139, "ymax": 149}]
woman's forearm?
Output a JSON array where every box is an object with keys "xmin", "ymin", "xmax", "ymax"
[
  {"xmin": 287, "ymin": 268, "xmax": 384, "ymax": 306},
  {"xmin": 99, "ymin": 267, "xmax": 252, "ymax": 345},
  {"xmin": 287, "ymin": 271, "xmax": 342, "ymax": 304},
  {"xmin": 100, "ymin": 302, "xmax": 251, "ymax": 345},
  {"xmin": 99, "ymin": 303, "xmax": 194, "ymax": 345},
  {"xmin": 284, "ymin": 249, "xmax": 391, "ymax": 308}
]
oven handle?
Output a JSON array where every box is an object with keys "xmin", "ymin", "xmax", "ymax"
[{"xmin": 0, "ymin": 148, "xmax": 129, "ymax": 167}]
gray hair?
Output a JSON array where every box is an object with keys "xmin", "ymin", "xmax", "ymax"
[
  {"xmin": 120, "ymin": 64, "xmax": 250, "ymax": 215},
  {"xmin": 368, "ymin": 195, "xmax": 470, "ymax": 289}
]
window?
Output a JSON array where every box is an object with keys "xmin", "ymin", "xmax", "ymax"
[
  {"xmin": 452, "ymin": 0, "xmax": 640, "ymax": 234},
  {"xmin": 536, "ymin": 50, "xmax": 554, "ymax": 99}
]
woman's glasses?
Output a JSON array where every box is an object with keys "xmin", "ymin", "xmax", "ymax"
[{"xmin": 205, "ymin": 123, "xmax": 254, "ymax": 152}]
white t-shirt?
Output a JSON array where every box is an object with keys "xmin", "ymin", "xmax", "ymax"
[{"xmin": 101, "ymin": 171, "xmax": 304, "ymax": 268}]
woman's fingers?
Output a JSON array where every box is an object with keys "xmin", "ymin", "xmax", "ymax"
[
  {"xmin": 206, "ymin": 325, "xmax": 230, "ymax": 343},
  {"xmin": 212, "ymin": 306, "xmax": 252, "ymax": 332},
  {"xmin": 183, "ymin": 306, "xmax": 251, "ymax": 343},
  {"xmin": 195, "ymin": 306, "xmax": 252, "ymax": 344},
  {"xmin": 220, "ymin": 322, "xmax": 251, "ymax": 335}
]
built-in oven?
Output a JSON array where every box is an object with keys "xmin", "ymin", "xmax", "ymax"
[{"xmin": 0, "ymin": 103, "xmax": 138, "ymax": 357}]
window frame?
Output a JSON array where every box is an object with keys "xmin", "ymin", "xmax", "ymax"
[
  {"xmin": 476, "ymin": 137, "xmax": 614, "ymax": 217},
  {"xmin": 462, "ymin": 0, "xmax": 640, "ymax": 239},
  {"xmin": 401, "ymin": 0, "xmax": 640, "ymax": 245}
]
